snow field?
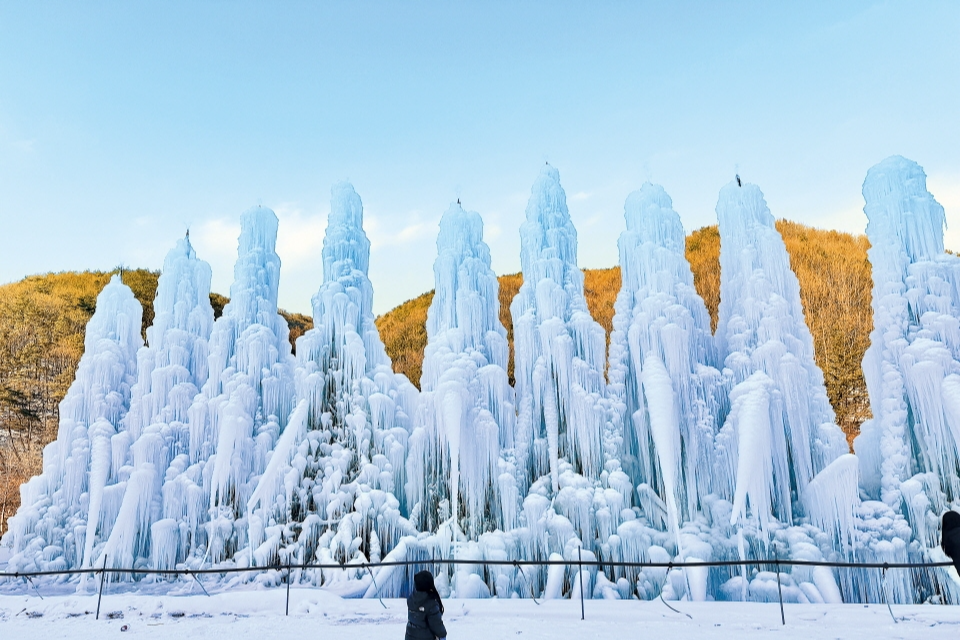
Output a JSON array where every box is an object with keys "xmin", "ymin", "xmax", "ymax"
[{"xmin": 1, "ymin": 592, "xmax": 959, "ymax": 640}]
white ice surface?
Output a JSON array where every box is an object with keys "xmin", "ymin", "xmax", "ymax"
[
  {"xmin": 0, "ymin": 592, "xmax": 958, "ymax": 640},
  {"xmin": 7, "ymin": 160, "xmax": 960, "ymax": 606}
]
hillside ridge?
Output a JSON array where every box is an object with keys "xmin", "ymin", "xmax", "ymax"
[
  {"xmin": 374, "ymin": 221, "xmax": 873, "ymax": 439},
  {"xmin": 0, "ymin": 219, "xmax": 873, "ymax": 535}
]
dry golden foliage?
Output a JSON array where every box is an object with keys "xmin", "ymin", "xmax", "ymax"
[
  {"xmin": 686, "ymin": 225, "xmax": 722, "ymax": 331},
  {"xmin": 0, "ymin": 441, "xmax": 42, "ymax": 538},
  {"xmin": 284, "ymin": 312, "xmax": 314, "ymax": 354},
  {"xmin": 376, "ymin": 290, "xmax": 433, "ymax": 387},
  {"xmin": 0, "ymin": 270, "xmax": 309, "ymax": 535},
  {"xmin": 775, "ymin": 220, "xmax": 873, "ymax": 440},
  {"xmin": 0, "ymin": 221, "xmax": 876, "ymax": 534},
  {"xmin": 376, "ymin": 221, "xmax": 874, "ymax": 447}
]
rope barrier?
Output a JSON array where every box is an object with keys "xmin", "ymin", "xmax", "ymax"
[
  {"xmin": 0, "ymin": 556, "xmax": 954, "ymax": 579},
  {"xmin": 94, "ymin": 555, "xmax": 108, "ymax": 621},
  {"xmin": 512, "ymin": 560, "xmax": 540, "ymax": 605},
  {"xmin": 1, "ymin": 553, "xmax": 956, "ymax": 623},
  {"xmin": 362, "ymin": 563, "xmax": 387, "ymax": 609},
  {"xmin": 880, "ymin": 563, "xmax": 898, "ymax": 624},
  {"xmin": 186, "ymin": 569, "xmax": 211, "ymax": 597},
  {"xmin": 774, "ymin": 549, "xmax": 785, "ymax": 625},
  {"xmin": 657, "ymin": 562, "xmax": 691, "ymax": 618}
]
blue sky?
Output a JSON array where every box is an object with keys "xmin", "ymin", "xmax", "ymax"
[{"xmin": 1, "ymin": 1, "xmax": 958, "ymax": 314}]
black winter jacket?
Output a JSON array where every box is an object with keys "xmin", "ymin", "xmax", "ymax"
[
  {"xmin": 943, "ymin": 511, "xmax": 960, "ymax": 572},
  {"xmin": 405, "ymin": 590, "xmax": 447, "ymax": 640}
]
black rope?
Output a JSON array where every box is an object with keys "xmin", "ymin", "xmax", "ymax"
[
  {"xmin": 774, "ymin": 550, "xmax": 785, "ymax": 626},
  {"xmin": 95, "ymin": 555, "xmax": 108, "ymax": 621},
  {"xmin": 657, "ymin": 562, "xmax": 692, "ymax": 619},
  {"xmin": 186, "ymin": 570, "xmax": 211, "ymax": 597},
  {"xmin": 286, "ymin": 560, "xmax": 292, "ymax": 616},
  {"xmin": 362, "ymin": 563, "xmax": 387, "ymax": 609},
  {"xmin": 1, "ymin": 556, "xmax": 956, "ymax": 579},
  {"xmin": 577, "ymin": 547, "xmax": 585, "ymax": 621},
  {"xmin": 513, "ymin": 560, "xmax": 540, "ymax": 605},
  {"xmin": 880, "ymin": 563, "xmax": 898, "ymax": 624},
  {"xmin": 23, "ymin": 574, "xmax": 43, "ymax": 600}
]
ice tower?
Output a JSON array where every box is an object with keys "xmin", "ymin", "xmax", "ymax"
[
  {"xmin": 406, "ymin": 202, "xmax": 517, "ymax": 539},
  {"xmin": 607, "ymin": 184, "xmax": 723, "ymax": 535},
  {"xmin": 713, "ymin": 180, "xmax": 848, "ymax": 533},
  {"xmin": 244, "ymin": 183, "xmax": 418, "ymax": 578},
  {"xmin": 101, "ymin": 236, "xmax": 215, "ymax": 573},
  {"xmin": 184, "ymin": 206, "xmax": 298, "ymax": 565},
  {"xmin": 510, "ymin": 165, "xmax": 629, "ymax": 558},
  {"xmin": 4, "ymin": 276, "xmax": 143, "ymax": 573},
  {"xmin": 853, "ymin": 156, "xmax": 960, "ymax": 602}
]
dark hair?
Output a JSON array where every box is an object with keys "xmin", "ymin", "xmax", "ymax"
[
  {"xmin": 414, "ymin": 570, "xmax": 444, "ymax": 614},
  {"xmin": 944, "ymin": 510, "xmax": 960, "ymax": 532}
]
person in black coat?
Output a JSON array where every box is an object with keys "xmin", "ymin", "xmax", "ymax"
[
  {"xmin": 405, "ymin": 571, "xmax": 447, "ymax": 640},
  {"xmin": 942, "ymin": 511, "xmax": 960, "ymax": 572}
]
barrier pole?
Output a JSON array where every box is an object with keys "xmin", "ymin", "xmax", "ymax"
[
  {"xmin": 285, "ymin": 559, "xmax": 292, "ymax": 616},
  {"xmin": 95, "ymin": 555, "xmax": 108, "ymax": 620},
  {"xmin": 578, "ymin": 547, "xmax": 585, "ymax": 621},
  {"xmin": 774, "ymin": 550, "xmax": 785, "ymax": 625}
]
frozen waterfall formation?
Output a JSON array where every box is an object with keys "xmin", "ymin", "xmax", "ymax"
[
  {"xmin": 853, "ymin": 156, "xmax": 960, "ymax": 603},
  {"xmin": 4, "ymin": 158, "xmax": 959, "ymax": 604},
  {"xmin": 407, "ymin": 202, "xmax": 515, "ymax": 541}
]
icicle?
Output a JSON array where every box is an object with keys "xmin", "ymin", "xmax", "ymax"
[
  {"xmin": 715, "ymin": 179, "xmax": 846, "ymax": 522},
  {"xmin": 4, "ymin": 276, "xmax": 143, "ymax": 574},
  {"xmin": 854, "ymin": 156, "xmax": 960, "ymax": 603},
  {"xmin": 408, "ymin": 202, "xmax": 515, "ymax": 539},
  {"xmin": 607, "ymin": 182, "xmax": 723, "ymax": 538},
  {"xmin": 510, "ymin": 165, "xmax": 617, "ymax": 561}
]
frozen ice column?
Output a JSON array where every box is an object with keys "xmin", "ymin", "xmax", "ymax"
[
  {"xmin": 188, "ymin": 206, "xmax": 297, "ymax": 563},
  {"xmin": 713, "ymin": 180, "xmax": 847, "ymax": 530},
  {"xmin": 101, "ymin": 235, "xmax": 215, "ymax": 572},
  {"xmin": 510, "ymin": 165, "xmax": 615, "ymax": 494},
  {"xmin": 3, "ymin": 276, "xmax": 143, "ymax": 572},
  {"xmin": 607, "ymin": 183, "xmax": 723, "ymax": 532},
  {"xmin": 247, "ymin": 182, "xmax": 418, "ymax": 569},
  {"xmin": 407, "ymin": 202, "xmax": 517, "ymax": 538},
  {"xmin": 855, "ymin": 156, "xmax": 960, "ymax": 551}
]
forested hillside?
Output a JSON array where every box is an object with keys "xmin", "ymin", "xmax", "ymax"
[
  {"xmin": 375, "ymin": 221, "xmax": 874, "ymax": 439},
  {"xmin": 0, "ymin": 270, "xmax": 310, "ymax": 533},
  {"xmin": 0, "ymin": 219, "xmax": 873, "ymax": 535}
]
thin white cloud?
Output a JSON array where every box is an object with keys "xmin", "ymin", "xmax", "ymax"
[
  {"xmin": 366, "ymin": 210, "xmax": 439, "ymax": 248},
  {"xmin": 930, "ymin": 173, "xmax": 960, "ymax": 251},
  {"xmin": 190, "ymin": 217, "xmax": 241, "ymax": 298},
  {"xmin": 273, "ymin": 202, "xmax": 328, "ymax": 269}
]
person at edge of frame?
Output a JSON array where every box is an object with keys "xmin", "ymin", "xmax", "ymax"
[{"xmin": 405, "ymin": 571, "xmax": 447, "ymax": 640}]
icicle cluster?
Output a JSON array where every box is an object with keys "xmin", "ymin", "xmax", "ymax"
[
  {"xmin": 103, "ymin": 236, "xmax": 215, "ymax": 574},
  {"xmin": 246, "ymin": 183, "xmax": 419, "ymax": 581},
  {"xmin": 713, "ymin": 181, "xmax": 848, "ymax": 531},
  {"xmin": 852, "ymin": 155, "xmax": 960, "ymax": 602},
  {"xmin": 508, "ymin": 165, "xmax": 632, "ymax": 562},
  {"xmin": 608, "ymin": 183, "xmax": 723, "ymax": 534},
  {"xmin": 407, "ymin": 202, "xmax": 516, "ymax": 539},
  {"xmin": 6, "ymin": 276, "xmax": 143, "ymax": 573},
  {"xmin": 5, "ymin": 158, "xmax": 960, "ymax": 605}
]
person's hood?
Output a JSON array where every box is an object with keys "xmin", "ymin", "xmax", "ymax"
[
  {"xmin": 945, "ymin": 511, "xmax": 960, "ymax": 533},
  {"xmin": 408, "ymin": 590, "xmax": 436, "ymax": 608}
]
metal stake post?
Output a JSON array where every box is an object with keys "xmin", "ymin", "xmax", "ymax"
[
  {"xmin": 95, "ymin": 555, "xmax": 108, "ymax": 620},
  {"xmin": 774, "ymin": 549, "xmax": 785, "ymax": 626},
  {"xmin": 286, "ymin": 560, "xmax": 292, "ymax": 616},
  {"xmin": 578, "ymin": 547, "xmax": 585, "ymax": 621}
]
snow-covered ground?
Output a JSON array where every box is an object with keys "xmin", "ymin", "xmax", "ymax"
[{"xmin": 0, "ymin": 590, "xmax": 958, "ymax": 639}]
